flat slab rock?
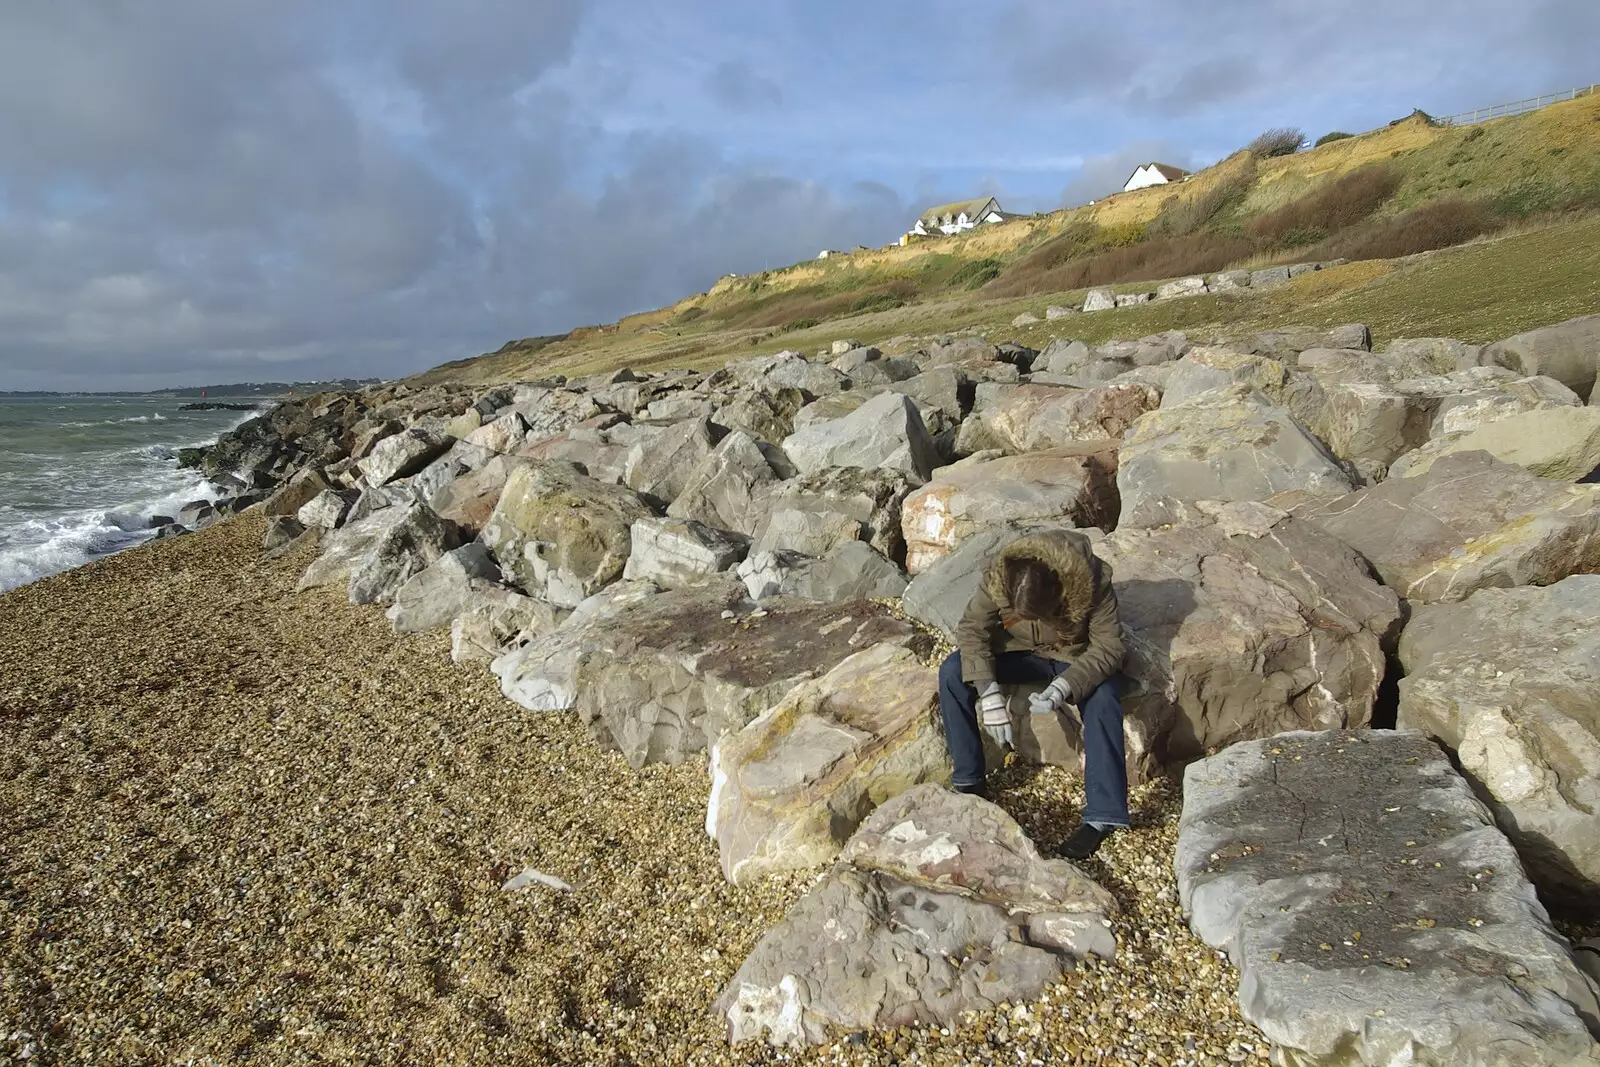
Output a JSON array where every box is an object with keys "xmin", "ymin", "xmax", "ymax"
[
  {"xmin": 716, "ymin": 784, "xmax": 1116, "ymax": 1047},
  {"xmin": 1177, "ymin": 730, "xmax": 1600, "ymax": 1067},
  {"xmin": 574, "ymin": 583, "xmax": 931, "ymax": 768}
]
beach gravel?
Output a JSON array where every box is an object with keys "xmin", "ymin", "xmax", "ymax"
[{"xmin": 2, "ymin": 513, "xmax": 1270, "ymax": 1065}]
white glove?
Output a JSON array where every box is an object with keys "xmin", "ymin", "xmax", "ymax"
[
  {"xmin": 1027, "ymin": 677, "xmax": 1076, "ymax": 718},
  {"xmin": 978, "ymin": 682, "xmax": 1012, "ymax": 748}
]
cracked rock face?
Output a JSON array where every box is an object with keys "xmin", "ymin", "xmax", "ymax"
[
  {"xmin": 716, "ymin": 785, "xmax": 1116, "ymax": 1047},
  {"xmin": 1118, "ymin": 385, "xmax": 1353, "ymax": 529},
  {"xmin": 1291, "ymin": 450, "xmax": 1600, "ymax": 603},
  {"xmin": 1399, "ymin": 576, "xmax": 1600, "ymax": 904},
  {"xmin": 1096, "ymin": 504, "xmax": 1401, "ymax": 778},
  {"xmin": 954, "ymin": 382, "xmax": 1158, "ymax": 456},
  {"xmin": 707, "ymin": 643, "xmax": 950, "ymax": 885},
  {"xmin": 572, "ymin": 585, "xmax": 925, "ymax": 768},
  {"xmin": 1177, "ymin": 730, "xmax": 1600, "ymax": 1067}
]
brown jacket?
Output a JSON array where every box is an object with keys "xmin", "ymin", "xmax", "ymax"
[{"xmin": 955, "ymin": 528, "xmax": 1124, "ymax": 702}]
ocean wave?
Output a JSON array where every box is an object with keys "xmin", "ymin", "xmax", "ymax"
[
  {"xmin": 60, "ymin": 412, "xmax": 170, "ymax": 428},
  {"xmin": 0, "ymin": 470, "xmax": 219, "ymax": 594}
]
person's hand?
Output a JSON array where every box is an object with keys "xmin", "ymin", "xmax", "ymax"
[
  {"xmin": 1027, "ymin": 677, "xmax": 1076, "ymax": 719},
  {"xmin": 978, "ymin": 682, "xmax": 1012, "ymax": 747}
]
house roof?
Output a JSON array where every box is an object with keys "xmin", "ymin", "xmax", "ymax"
[
  {"xmin": 918, "ymin": 196, "xmax": 1002, "ymax": 226},
  {"xmin": 1142, "ymin": 162, "xmax": 1191, "ymax": 182}
]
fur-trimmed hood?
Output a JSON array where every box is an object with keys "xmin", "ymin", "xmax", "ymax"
[{"xmin": 978, "ymin": 528, "xmax": 1099, "ymax": 627}]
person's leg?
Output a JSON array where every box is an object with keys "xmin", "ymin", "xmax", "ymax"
[
  {"xmin": 937, "ymin": 651, "xmax": 985, "ymax": 791},
  {"xmin": 1078, "ymin": 673, "xmax": 1130, "ymax": 828}
]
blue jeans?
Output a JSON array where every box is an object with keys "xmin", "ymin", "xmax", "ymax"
[{"xmin": 938, "ymin": 650, "xmax": 1130, "ymax": 827}]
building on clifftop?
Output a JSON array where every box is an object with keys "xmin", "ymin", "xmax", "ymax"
[
  {"xmin": 908, "ymin": 196, "xmax": 1018, "ymax": 237},
  {"xmin": 1121, "ymin": 162, "xmax": 1191, "ymax": 192}
]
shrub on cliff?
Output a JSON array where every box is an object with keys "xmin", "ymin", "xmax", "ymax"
[
  {"xmin": 1246, "ymin": 127, "xmax": 1306, "ymax": 158},
  {"xmin": 1315, "ymin": 131, "xmax": 1354, "ymax": 146}
]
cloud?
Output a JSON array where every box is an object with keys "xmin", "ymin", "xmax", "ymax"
[
  {"xmin": 0, "ymin": 2, "xmax": 910, "ymax": 390},
  {"xmin": 705, "ymin": 60, "xmax": 784, "ymax": 111}
]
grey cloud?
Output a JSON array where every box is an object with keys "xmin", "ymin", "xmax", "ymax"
[
  {"xmin": 0, "ymin": 2, "xmax": 909, "ymax": 390},
  {"xmin": 994, "ymin": 0, "xmax": 1600, "ymax": 119},
  {"xmin": 706, "ymin": 60, "xmax": 785, "ymax": 111}
]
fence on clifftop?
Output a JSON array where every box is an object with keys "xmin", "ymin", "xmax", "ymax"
[{"xmin": 1439, "ymin": 84, "xmax": 1596, "ymax": 126}]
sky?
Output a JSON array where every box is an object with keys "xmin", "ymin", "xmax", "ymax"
[{"xmin": 0, "ymin": 0, "xmax": 1595, "ymax": 390}]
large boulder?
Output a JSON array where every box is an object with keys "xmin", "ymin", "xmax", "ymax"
[
  {"xmin": 1403, "ymin": 367, "xmax": 1581, "ymax": 440},
  {"xmin": 1290, "ymin": 450, "xmax": 1600, "ymax": 603},
  {"xmin": 715, "ymin": 785, "xmax": 1117, "ymax": 1046},
  {"xmin": 296, "ymin": 488, "xmax": 358, "ymax": 530},
  {"xmin": 1177, "ymin": 730, "xmax": 1600, "ymax": 1067},
  {"xmin": 1159, "ymin": 348, "xmax": 1322, "ymax": 425},
  {"xmin": 1391, "ymin": 405, "xmax": 1600, "ymax": 481},
  {"xmin": 712, "ymin": 389, "xmax": 805, "ymax": 443},
  {"xmin": 465, "ymin": 410, "xmax": 530, "ymax": 454},
  {"xmin": 450, "ymin": 596, "xmax": 566, "ymax": 666},
  {"xmin": 1118, "ymin": 386, "xmax": 1353, "ymax": 529},
  {"xmin": 480, "ymin": 462, "xmax": 655, "ymax": 607},
  {"xmin": 1382, "ymin": 337, "xmax": 1481, "ymax": 378},
  {"xmin": 955, "ymin": 382, "xmax": 1158, "ymax": 456},
  {"xmin": 263, "ymin": 465, "xmax": 332, "ymax": 518},
  {"xmin": 1398, "ymin": 577, "xmax": 1600, "ymax": 903},
  {"xmin": 572, "ymin": 586, "xmax": 923, "ymax": 768},
  {"xmin": 357, "ymin": 429, "xmax": 452, "ymax": 487},
  {"xmin": 491, "ymin": 581, "xmax": 659, "ymax": 711},
  {"xmin": 707, "ymin": 643, "xmax": 951, "ymax": 885},
  {"xmin": 781, "ymin": 392, "xmax": 940, "ymax": 485},
  {"xmin": 901, "ymin": 445, "xmax": 1119, "ymax": 575},
  {"xmin": 429, "ymin": 454, "xmax": 527, "ymax": 536},
  {"xmin": 666, "ymin": 430, "xmax": 780, "ymax": 536},
  {"xmin": 1481, "ymin": 314, "xmax": 1600, "ymax": 399},
  {"xmin": 622, "ymin": 516, "xmax": 749, "ymax": 589},
  {"xmin": 752, "ymin": 467, "xmax": 915, "ymax": 563},
  {"xmin": 900, "ymin": 526, "xmax": 1040, "ymax": 638},
  {"xmin": 1236, "ymin": 323, "xmax": 1371, "ymax": 358},
  {"xmin": 1096, "ymin": 503, "xmax": 1400, "ymax": 777},
  {"xmin": 736, "ymin": 542, "xmax": 909, "ymax": 603},
  {"xmin": 385, "ymin": 544, "xmax": 537, "ymax": 635},
  {"xmin": 346, "ymin": 503, "xmax": 463, "ymax": 606}
]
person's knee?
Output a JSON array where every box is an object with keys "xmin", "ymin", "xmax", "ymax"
[
  {"xmin": 1082, "ymin": 673, "xmax": 1123, "ymax": 714},
  {"xmin": 938, "ymin": 651, "xmax": 964, "ymax": 689}
]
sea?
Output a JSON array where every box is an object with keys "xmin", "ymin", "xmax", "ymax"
[{"xmin": 0, "ymin": 396, "xmax": 264, "ymax": 593}]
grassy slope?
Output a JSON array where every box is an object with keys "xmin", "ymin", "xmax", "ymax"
[{"xmin": 411, "ymin": 96, "xmax": 1600, "ymax": 387}]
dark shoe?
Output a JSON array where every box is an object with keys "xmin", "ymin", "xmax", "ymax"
[
  {"xmin": 953, "ymin": 781, "xmax": 991, "ymax": 801},
  {"xmin": 1059, "ymin": 822, "xmax": 1114, "ymax": 860}
]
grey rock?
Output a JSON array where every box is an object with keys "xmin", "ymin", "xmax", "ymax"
[
  {"xmin": 1178, "ymin": 730, "xmax": 1600, "ymax": 1067},
  {"xmin": 1398, "ymin": 577, "xmax": 1600, "ymax": 903},
  {"xmin": 737, "ymin": 541, "xmax": 908, "ymax": 602},
  {"xmin": 644, "ymin": 393, "xmax": 716, "ymax": 422},
  {"xmin": 955, "ymin": 382, "xmax": 1159, "ymax": 456},
  {"xmin": 1081, "ymin": 288, "xmax": 1117, "ymax": 312},
  {"xmin": 622, "ymin": 516, "xmax": 749, "ymax": 589},
  {"xmin": 781, "ymin": 392, "xmax": 940, "ymax": 485},
  {"xmin": 466, "ymin": 410, "xmax": 531, "ymax": 454},
  {"xmin": 1045, "ymin": 305, "xmax": 1075, "ymax": 319},
  {"xmin": 901, "ymin": 525, "xmax": 1045, "ymax": 638},
  {"xmin": 480, "ymin": 462, "xmax": 655, "ymax": 607},
  {"xmin": 1040, "ymin": 339, "xmax": 1092, "ymax": 374},
  {"xmin": 357, "ymin": 429, "xmax": 452, "ymax": 487},
  {"xmin": 491, "ymin": 581, "xmax": 660, "ymax": 711},
  {"xmin": 752, "ymin": 466, "xmax": 916, "ymax": 563},
  {"xmin": 1393, "ymin": 405, "xmax": 1600, "ymax": 481},
  {"xmin": 883, "ymin": 366, "xmax": 966, "ymax": 423},
  {"xmin": 829, "ymin": 346, "xmax": 880, "ymax": 374},
  {"xmin": 263, "ymin": 466, "xmax": 332, "ymax": 518},
  {"xmin": 667, "ymin": 430, "xmax": 780, "ymax": 536},
  {"xmin": 346, "ymin": 503, "xmax": 463, "ymax": 606},
  {"xmin": 1482, "ymin": 314, "xmax": 1600, "ymax": 399},
  {"xmin": 384, "ymin": 543, "xmax": 502, "ymax": 633},
  {"xmin": 901, "ymin": 445, "xmax": 1119, "ymax": 575},
  {"xmin": 1155, "ymin": 276, "xmax": 1207, "ymax": 300},
  {"xmin": 707, "ymin": 644, "xmax": 951, "ymax": 884},
  {"xmin": 1286, "ymin": 261, "xmax": 1318, "ymax": 278},
  {"xmin": 1383, "ymin": 337, "xmax": 1482, "ymax": 378},
  {"xmin": 1012, "ymin": 311, "xmax": 1041, "ymax": 326},
  {"xmin": 715, "ymin": 784, "xmax": 1117, "ymax": 1046},
  {"xmin": 1097, "ymin": 505, "xmax": 1400, "ymax": 777},
  {"xmin": 1118, "ymin": 386, "xmax": 1353, "ymax": 529},
  {"xmin": 262, "ymin": 515, "xmax": 305, "ymax": 552},
  {"xmin": 296, "ymin": 506, "xmax": 412, "ymax": 592},
  {"xmin": 1114, "ymin": 292, "xmax": 1152, "ymax": 308},
  {"xmin": 1249, "ymin": 266, "xmax": 1291, "ymax": 287},
  {"xmin": 712, "ymin": 388, "xmax": 806, "ymax": 443},
  {"xmin": 1290, "ymin": 451, "xmax": 1600, "ymax": 603},
  {"xmin": 1240, "ymin": 323, "xmax": 1371, "ymax": 357},
  {"xmin": 1210, "ymin": 269, "xmax": 1251, "ymax": 291},
  {"xmin": 622, "ymin": 416, "xmax": 720, "ymax": 506},
  {"xmin": 296, "ymin": 488, "xmax": 358, "ymax": 530},
  {"xmin": 573, "ymin": 586, "xmax": 921, "ymax": 768},
  {"xmin": 451, "ymin": 596, "xmax": 566, "ymax": 666}
]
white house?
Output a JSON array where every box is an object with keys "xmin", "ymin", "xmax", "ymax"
[
  {"xmin": 910, "ymin": 196, "xmax": 1017, "ymax": 237},
  {"xmin": 1121, "ymin": 162, "xmax": 1191, "ymax": 193}
]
